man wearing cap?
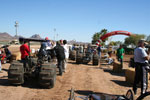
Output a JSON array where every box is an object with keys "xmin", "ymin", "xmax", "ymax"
[
  {"xmin": 44, "ymin": 37, "xmax": 53, "ymax": 50},
  {"xmin": 133, "ymin": 40, "xmax": 149, "ymax": 95},
  {"xmin": 60, "ymin": 40, "xmax": 64, "ymax": 46},
  {"xmin": 39, "ymin": 37, "xmax": 53, "ymax": 62}
]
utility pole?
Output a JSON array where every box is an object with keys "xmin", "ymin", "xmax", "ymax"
[
  {"xmin": 56, "ymin": 33, "xmax": 58, "ymax": 41},
  {"xmin": 14, "ymin": 21, "xmax": 19, "ymax": 38},
  {"xmin": 53, "ymin": 28, "xmax": 56, "ymax": 41}
]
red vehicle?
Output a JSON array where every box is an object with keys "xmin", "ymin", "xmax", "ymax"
[
  {"xmin": 0, "ymin": 45, "xmax": 12, "ymax": 64},
  {"xmin": 0, "ymin": 53, "xmax": 7, "ymax": 64}
]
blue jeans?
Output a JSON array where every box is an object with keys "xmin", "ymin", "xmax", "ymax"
[{"xmin": 98, "ymin": 52, "xmax": 101, "ymax": 59}]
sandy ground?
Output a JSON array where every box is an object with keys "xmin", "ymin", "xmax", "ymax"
[
  {"xmin": 0, "ymin": 46, "xmax": 150, "ymax": 100},
  {"xmin": 8, "ymin": 45, "xmax": 40, "ymax": 53}
]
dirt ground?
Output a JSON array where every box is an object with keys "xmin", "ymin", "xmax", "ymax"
[{"xmin": 0, "ymin": 46, "xmax": 150, "ymax": 100}]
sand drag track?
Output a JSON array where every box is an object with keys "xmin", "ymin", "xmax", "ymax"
[{"xmin": 0, "ymin": 60, "xmax": 150, "ymax": 100}]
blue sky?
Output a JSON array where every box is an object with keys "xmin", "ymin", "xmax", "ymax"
[{"xmin": 0, "ymin": 0, "xmax": 150, "ymax": 42}]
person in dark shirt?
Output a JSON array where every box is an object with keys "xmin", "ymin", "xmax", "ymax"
[
  {"xmin": 54, "ymin": 41, "xmax": 65, "ymax": 75},
  {"xmin": 4, "ymin": 47, "xmax": 11, "ymax": 62},
  {"xmin": 97, "ymin": 45, "xmax": 101, "ymax": 59}
]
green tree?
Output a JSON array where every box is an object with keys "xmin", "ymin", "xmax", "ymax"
[
  {"xmin": 115, "ymin": 41, "xmax": 122, "ymax": 44},
  {"xmin": 92, "ymin": 29, "xmax": 108, "ymax": 45},
  {"xmin": 124, "ymin": 34, "xmax": 145, "ymax": 45},
  {"xmin": 109, "ymin": 41, "xmax": 117, "ymax": 46},
  {"xmin": 109, "ymin": 41, "xmax": 122, "ymax": 46}
]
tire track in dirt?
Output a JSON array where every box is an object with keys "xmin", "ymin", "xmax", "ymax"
[
  {"xmin": 0, "ymin": 64, "xmax": 28, "ymax": 100},
  {"xmin": 50, "ymin": 64, "xmax": 77, "ymax": 100},
  {"xmin": 24, "ymin": 63, "xmax": 77, "ymax": 100},
  {"xmin": 1, "ymin": 60, "xmax": 150, "ymax": 100}
]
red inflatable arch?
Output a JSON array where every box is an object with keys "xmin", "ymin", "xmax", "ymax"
[{"xmin": 96, "ymin": 30, "xmax": 134, "ymax": 46}]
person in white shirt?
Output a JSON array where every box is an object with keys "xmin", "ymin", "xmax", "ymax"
[
  {"xmin": 133, "ymin": 40, "xmax": 149, "ymax": 95},
  {"xmin": 63, "ymin": 40, "xmax": 69, "ymax": 72}
]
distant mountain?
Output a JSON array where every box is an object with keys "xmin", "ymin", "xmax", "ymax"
[
  {"xmin": 0, "ymin": 32, "xmax": 14, "ymax": 41},
  {"xmin": 0, "ymin": 32, "xmax": 44, "ymax": 42},
  {"xmin": 30, "ymin": 34, "xmax": 42, "ymax": 39},
  {"xmin": 68, "ymin": 40, "xmax": 90, "ymax": 45},
  {"xmin": 14, "ymin": 35, "xmax": 24, "ymax": 39}
]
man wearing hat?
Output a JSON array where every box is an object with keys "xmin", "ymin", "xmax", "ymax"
[
  {"xmin": 44, "ymin": 37, "xmax": 53, "ymax": 50},
  {"xmin": 133, "ymin": 39, "xmax": 149, "ymax": 95}
]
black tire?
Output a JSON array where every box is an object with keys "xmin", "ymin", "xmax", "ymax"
[
  {"xmin": 71, "ymin": 50, "xmax": 76, "ymax": 60},
  {"xmin": 39, "ymin": 63, "xmax": 56, "ymax": 88},
  {"xmin": 69, "ymin": 88, "xmax": 75, "ymax": 100},
  {"xmin": 93, "ymin": 54, "xmax": 99, "ymax": 66},
  {"xmin": 31, "ymin": 58, "xmax": 38, "ymax": 65},
  {"xmin": 49, "ymin": 75, "xmax": 56, "ymax": 88},
  {"xmin": 76, "ymin": 53, "xmax": 83, "ymax": 64},
  {"xmin": 136, "ymin": 92, "xmax": 150, "ymax": 100},
  {"xmin": 129, "ymin": 58, "xmax": 135, "ymax": 68},
  {"xmin": 8, "ymin": 61, "xmax": 24, "ymax": 85},
  {"xmin": 125, "ymin": 89, "xmax": 134, "ymax": 100}
]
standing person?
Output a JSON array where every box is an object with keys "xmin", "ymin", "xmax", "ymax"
[
  {"xmin": 60, "ymin": 40, "xmax": 64, "ymax": 46},
  {"xmin": 133, "ymin": 40, "xmax": 149, "ymax": 95},
  {"xmin": 72, "ymin": 44, "xmax": 75, "ymax": 50},
  {"xmin": 87, "ymin": 44, "xmax": 92, "ymax": 53},
  {"xmin": 4, "ymin": 46, "xmax": 11, "ymax": 62},
  {"xmin": 20, "ymin": 40, "xmax": 30, "ymax": 67},
  {"xmin": 79, "ymin": 45, "xmax": 84, "ymax": 53},
  {"xmin": 116, "ymin": 45, "xmax": 125, "ymax": 67},
  {"xmin": 97, "ymin": 44, "xmax": 101, "ymax": 59},
  {"xmin": 0, "ymin": 48, "xmax": 2, "ymax": 72},
  {"xmin": 63, "ymin": 40, "xmax": 69, "ymax": 72},
  {"xmin": 54, "ymin": 41, "xmax": 65, "ymax": 75},
  {"xmin": 44, "ymin": 37, "xmax": 53, "ymax": 50},
  {"xmin": 42, "ymin": 37, "xmax": 53, "ymax": 61}
]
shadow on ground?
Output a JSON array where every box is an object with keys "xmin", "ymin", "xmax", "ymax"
[
  {"xmin": 2, "ymin": 68, "xmax": 9, "ymax": 72},
  {"xmin": 68, "ymin": 61, "xmax": 93, "ymax": 66},
  {"xmin": 0, "ymin": 77, "xmax": 51, "ymax": 89},
  {"xmin": 0, "ymin": 77, "xmax": 41, "ymax": 89},
  {"xmin": 111, "ymin": 80, "xmax": 132, "ymax": 87},
  {"xmin": 0, "ymin": 78, "xmax": 10, "ymax": 86},
  {"xmin": 103, "ymin": 68, "xmax": 125, "ymax": 77}
]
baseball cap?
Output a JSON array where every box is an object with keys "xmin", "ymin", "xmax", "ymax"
[{"xmin": 45, "ymin": 37, "xmax": 49, "ymax": 40}]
